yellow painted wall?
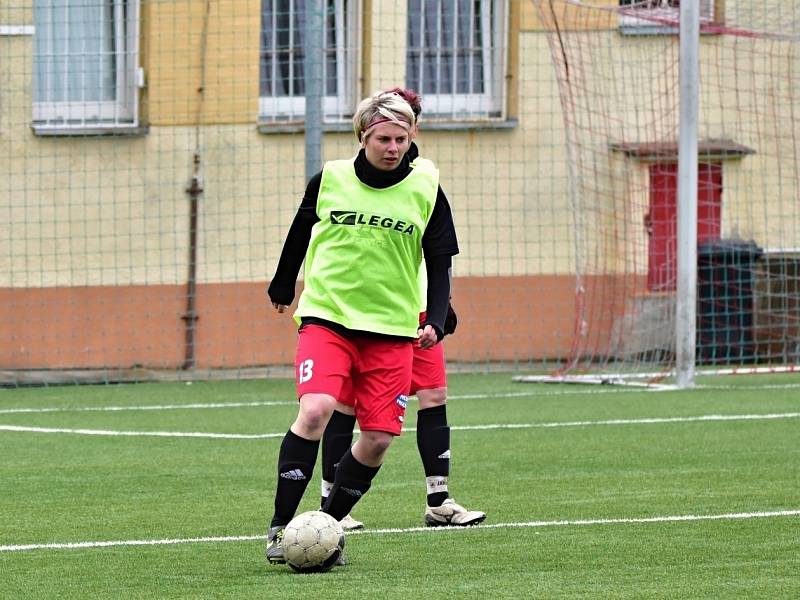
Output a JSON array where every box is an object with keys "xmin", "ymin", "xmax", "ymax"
[
  {"xmin": 367, "ymin": 0, "xmax": 408, "ymax": 90},
  {"xmin": 146, "ymin": 0, "xmax": 261, "ymax": 126},
  {"xmin": 4, "ymin": 0, "xmax": 800, "ymax": 370},
  {"xmin": 2, "ymin": 0, "xmax": 798, "ymax": 291},
  {"xmin": 523, "ymin": 0, "xmax": 619, "ymax": 31}
]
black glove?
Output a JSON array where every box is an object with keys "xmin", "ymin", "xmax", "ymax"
[
  {"xmin": 444, "ymin": 302, "xmax": 457, "ymax": 336},
  {"xmin": 267, "ymin": 280, "xmax": 295, "ymax": 306}
]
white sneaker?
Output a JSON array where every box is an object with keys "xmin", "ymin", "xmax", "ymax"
[
  {"xmin": 339, "ymin": 514, "xmax": 364, "ymax": 531},
  {"xmin": 425, "ymin": 498, "xmax": 486, "ymax": 527}
]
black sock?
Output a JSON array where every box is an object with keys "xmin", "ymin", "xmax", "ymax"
[
  {"xmin": 270, "ymin": 430, "xmax": 319, "ymax": 528},
  {"xmin": 417, "ymin": 404, "xmax": 450, "ymax": 507},
  {"xmin": 320, "ymin": 410, "xmax": 356, "ymax": 507},
  {"xmin": 321, "ymin": 448, "xmax": 381, "ymax": 521}
]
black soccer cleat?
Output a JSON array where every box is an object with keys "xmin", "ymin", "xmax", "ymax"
[{"xmin": 266, "ymin": 526, "xmax": 286, "ymax": 564}]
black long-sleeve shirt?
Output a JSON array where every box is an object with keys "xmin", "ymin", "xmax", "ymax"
[{"xmin": 268, "ymin": 144, "xmax": 458, "ymax": 339}]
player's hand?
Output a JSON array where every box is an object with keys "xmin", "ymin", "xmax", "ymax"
[
  {"xmin": 444, "ymin": 302, "xmax": 457, "ymax": 336},
  {"xmin": 417, "ymin": 324, "xmax": 439, "ymax": 349},
  {"xmin": 267, "ymin": 281, "xmax": 295, "ymax": 310}
]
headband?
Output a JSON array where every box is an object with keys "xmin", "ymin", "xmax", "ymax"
[{"xmin": 362, "ymin": 116, "xmax": 412, "ymax": 136}]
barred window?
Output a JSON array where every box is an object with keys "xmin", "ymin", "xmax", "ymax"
[
  {"xmin": 406, "ymin": 0, "xmax": 506, "ymax": 119},
  {"xmin": 619, "ymin": 0, "xmax": 716, "ymax": 34},
  {"xmin": 259, "ymin": 0, "xmax": 358, "ymax": 122},
  {"xmin": 33, "ymin": 0, "xmax": 141, "ymax": 130}
]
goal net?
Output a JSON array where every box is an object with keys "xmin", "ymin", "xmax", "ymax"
[
  {"xmin": 1, "ymin": 1, "xmax": 798, "ymax": 386},
  {"xmin": 526, "ymin": 0, "xmax": 800, "ymax": 384}
]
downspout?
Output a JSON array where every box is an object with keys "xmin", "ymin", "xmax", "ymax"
[
  {"xmin": 182, "ymin": 157, "xmax": 202, "ymax": 370},
  {"xmin": 182, "ymin": 0, "xmax": 211, "ymax": 370}
]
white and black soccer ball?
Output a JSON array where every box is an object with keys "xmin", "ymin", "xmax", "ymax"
[{"xmin": 282, "ymin": 510, "xmax": 345, "ymax": 573}]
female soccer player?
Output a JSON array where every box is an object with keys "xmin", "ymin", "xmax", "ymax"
[
  {"xmin": 265, "ymin": 90, "xmax": 458, "ymax": 564},
  {"xmin": 320, "ymin": 88, "xmax": 485, "ymax": 531}
]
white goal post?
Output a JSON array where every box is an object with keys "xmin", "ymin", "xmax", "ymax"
[{"xmin": 527, "ymin": 0, "xmax": 800, "ymax": 386}]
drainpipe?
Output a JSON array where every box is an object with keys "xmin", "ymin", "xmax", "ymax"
[
  {"xmin": 182, "ymin": 0, "xmax": 211, "ymax": 370},
  {"xmin": 182, "ymin": 155, "xmax": 202, "ymax": 370}
]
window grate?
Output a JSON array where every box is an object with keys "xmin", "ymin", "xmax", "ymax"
[
  {"xmin": 406, "ymin": 0, "xmax": 506, "ymax": 119},
  {"xmin": 33, "ymin": 0, "xmax": 140, "ymax": 129}
]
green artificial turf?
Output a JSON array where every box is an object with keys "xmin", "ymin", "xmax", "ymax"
[{"xmin": 1, "ymin": 373, "xmax": 798, "ymax": 598}]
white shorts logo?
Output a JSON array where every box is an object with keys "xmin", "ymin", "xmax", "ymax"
[{"xmin": 298, "ymin": 359, "xmax": 314, "ymax": 384}]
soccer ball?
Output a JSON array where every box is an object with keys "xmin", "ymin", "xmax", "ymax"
[{"xmin": 282, "ymin": 510, "xmax": 345, "ymax": 573}]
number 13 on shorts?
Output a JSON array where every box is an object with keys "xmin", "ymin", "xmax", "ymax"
[{"xmin": 297, "ymin": 359, "xmax": 314, "ymax": 384}]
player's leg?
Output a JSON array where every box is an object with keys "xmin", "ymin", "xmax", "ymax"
[
  {"xmin": 412, "ymin": 343, "xmax": 486, "ymax": 527},
  {"xmin": 321, "ymin": 402, "xmax": 355, "ymax": 508},
  {"xmin": 267, "ymin": 325, "xmax": 353, "ymax": 564},
  {"xmin": 322, "ymin": 337, "xmax": 412, "ymax": 522},
  {"xmin": 267, "ymin": 392, "xmax": 336, "ymax": 563},
  {"xmin": 320, "ymin": 398, "xmax": 364, "ymax": 530},
  {"xmin": 322, "ymin": 429, "xmax": 393, "ymax": 520}
]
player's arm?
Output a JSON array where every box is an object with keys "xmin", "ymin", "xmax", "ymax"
[
  {"xmin": 419, "ymin": 186, "xmax": 459, "ymax": 347},
  {"xmin": 267, "ymin": 172, "xmax": 322, "ymax": 312},
  {"xmin": 444, "ymin": 301, "xmax": 457, "ymax": 336},
  {"xmin": 418, "ymin": 253, "xmax": 451, "ymax": 347}
]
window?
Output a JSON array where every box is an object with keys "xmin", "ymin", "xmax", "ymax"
[
  {"xmin": 619, "ymin": 0, "xmax": 716, "ymax": 35},
  {"xmin": 406, "ymin": 0, "xmax": 506, "ymax": 119},
  {"xmin": 259, "ymin": 0, "xmax": 358, "ymax": 122},
  {"xmin": 33, "ymin": 0, "xmax": 141, "ymax": 131}
]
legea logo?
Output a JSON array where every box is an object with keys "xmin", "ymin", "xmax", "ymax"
[
  {"xmin": 330, "ymin": 211, "xmax": 358, "ymax": 225},
  {"xmin": 330, "ymin": 210, "xmax": 415, "ymax": 235}
]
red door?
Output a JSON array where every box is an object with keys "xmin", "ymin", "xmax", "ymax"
[{"xmin": 647, "ymin": 162, "xmax": 722, "ymax": 291}]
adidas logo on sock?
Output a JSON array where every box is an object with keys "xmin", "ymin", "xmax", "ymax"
[
  {"xmin": 438, "ymin": 449, "xmax": 451, "ymax": 459},
  {"xmin": 341, "ymin": 486, "xmax": 363, "ymax": 498},
  {"xmin": 280, "ymin": 469, "xmax": 306, "ymax": 481}
]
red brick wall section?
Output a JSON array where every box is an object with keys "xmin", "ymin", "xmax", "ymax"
[{"xmin": 1, "ymin": 275, "xmax": 629, "ymax": 369}]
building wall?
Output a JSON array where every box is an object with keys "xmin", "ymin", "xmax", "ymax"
[{"xmin": 2, "ymin": 0, "xmax": 794, "ymax": 371}]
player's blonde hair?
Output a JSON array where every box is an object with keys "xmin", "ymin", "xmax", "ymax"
[{"xmin": 353, "ymin": 91, "xmax": 416, "ymax": 143}]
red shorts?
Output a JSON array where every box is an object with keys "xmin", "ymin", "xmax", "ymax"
[
  {"xmin": 295, "ymin": 325, "xmax": 413, "ymax": 435},
  {"xmin": 338, "ymin": 311, "xmax": 447, "ymax": 405},
  {"xmin": 411, "ymin": 310, "xmax": 447, "ymax": 393},
  {"xmin": 338, "ymin": 342, "xmax": 447, "ymax": 407},
  {"xmin": 409, "ymin": 342, "xmax": 447, "ymax": 394}
]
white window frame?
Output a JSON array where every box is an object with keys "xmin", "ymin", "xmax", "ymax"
[
  {"xmin": 33, "ymin": 0, "xmax": 141, "ymax": 131},
  {"xmin": 259, "ymin": 0, "xmax": 359, "ymax": 123},
  {"xmin": 406, "ymin": 0, "xmax": 507, "ymax": 119},
  {"xmin": 619, "ymin": 0, "xmax": 715, "ymax": 35}
]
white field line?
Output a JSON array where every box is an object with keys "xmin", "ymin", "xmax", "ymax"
[
  {"xmin": 0, "ymin": 393, "xmax": 540, "ymax": 415},
  {"xmin": 0, "ymin": 400, "xmax": 296, "ymax": 415},
  {"xmin": 1, "ymin": 412, "xmax": 799, "ymax": 439},
  {"xmin": 0, "ymin": 425, "xmax": 283, "ymax": 439},
  {"xmin": 1, "ymin": 509, "xmax": 798, "ymax": 553},
  {"xmin": 3, "ymin": 381, "xmax": 800, "ymax": 415}
]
